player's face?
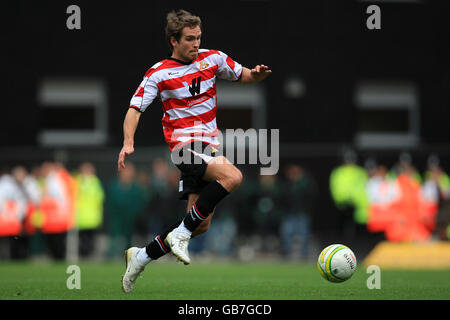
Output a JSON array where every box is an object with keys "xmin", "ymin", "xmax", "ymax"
[{"xmin": 172, "ymin": 26, "xmax": 201, "ymax": 62}]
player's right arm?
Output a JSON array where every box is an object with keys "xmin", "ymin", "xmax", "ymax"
[
  {"xmin": 118, "ymin": 64, "xmax": 160, "ymax": 171},
  {"xmin": 118, "ymin": 108, "xmax": 141, "ymax": 171}
]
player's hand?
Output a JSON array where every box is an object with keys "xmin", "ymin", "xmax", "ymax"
[
  {"xmin": 118, "ymin": 145, "xmax": 134, "ymax": 171},
  {"xmin": 250, "ymin": 64, "xmax": 272, "ymax": 81}
]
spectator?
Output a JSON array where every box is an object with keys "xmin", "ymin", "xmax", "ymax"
[
  {"xmin": 40, "ymin": 161, "xmax": 77, "ymax": 260},
  {"xmin": 423, "ymin": 155, "xmax": 450, "ymax": 240},
  {"xmin": 134, "ymin": 169, "xmax": 153, "ymax": 238},
  {"xmin": 0, "ymin": 166, "xmax": 32, "ymax": 259},
  {"xmin": 13, "ymin": 166, "xmax": 42, "ymax": 258},
  {"xmin": 105, "ymin": 162, "xmax": 148, "ymax": 259},
  {"xmin": 27, "ymin": 164, "xmax": 46, "ymax": 258},
  {"xmin": 329, "ymin": 149, "xmax": 369, "ymax": 239},
  {"xmin": 250, "ymin": 174, "xmax": 284, "ymax": 248},
  {"xmin": 74, "ymin": 162, "xmax": 105, "ymax": 258},
  {"xmin": 20, "ymin": 166, "xmax": 42, "ymax": 237},
  {"xmin": 279, "ymin": 164, "xmax": 318, "ymax": 260},
  {"xmin": 365, "ymin": 154, "xmax": 446, "ymax": 243},
  {"xmin": 383, "ymin": 163, "xmax": 430, "ymax": 242},
  {"xmin": 388, "ymin": 152, "xmax": 422, "ymax": 184},
  {"xmin": 366, "ymin": 163, "xmax": 400, "ymax": 234}
]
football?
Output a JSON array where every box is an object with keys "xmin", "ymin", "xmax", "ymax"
[{"xmin": 317, "ymin": 244, "xmax": 357, "ymax": 283}]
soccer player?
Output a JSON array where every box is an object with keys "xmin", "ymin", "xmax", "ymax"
[{"xmin": 119, "ymin": 9, "xmax": 271, "ymax": 293}]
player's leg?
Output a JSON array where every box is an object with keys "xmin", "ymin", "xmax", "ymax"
[
  {"xmin": 122, "ymin": 216, "xmax": 185, "ymax": 293},
  {"xmin": 122, "ymin": 149, "xmax": 240, "ymax": 291},
  {"xmin": 202, "ymin": 155, "xmax": 243, "ymax": 192},
  {"xmin": 139, "ymin": 194, "xmax": 213, "ymax": 263},
  {"xmin": 187, "ymin": 193, "xmax": 215, "ymax": 237},
  {"xmin": 167, "ymin": 156, "xmax": 241, "ymax": 264},
  {"xmin": 181, "ymin": 155, "xmax": 241, "ymax": 233},
  {"xmin": 122, "ymin": 195, "xmax": 215, "ymax": 293}
]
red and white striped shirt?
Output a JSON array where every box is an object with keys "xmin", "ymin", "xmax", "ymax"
[{"xmin": 130, "ymin": 49, "xmax": 243, "ymax": 151}]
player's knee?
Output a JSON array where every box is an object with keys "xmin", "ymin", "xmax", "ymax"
[
  {"xmin": 227, "ymin": 167, "xmax": 243, "ymax": 190},
  {"xmin": 210, "ymin": 157, "xmax": 242, "ymax": 191}
]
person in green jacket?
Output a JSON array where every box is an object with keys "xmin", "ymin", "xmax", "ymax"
[{"xmin": 105, "ymin": 162, "xmax": 148, "ymax": 260}]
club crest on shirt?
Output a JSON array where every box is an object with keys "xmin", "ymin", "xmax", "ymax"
[{"xmin": 199, "ymin": 61, "xmax": 209, "ymax": 70}]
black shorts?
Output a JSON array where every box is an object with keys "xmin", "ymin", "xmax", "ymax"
[{"xmin": 171, "ymin": 142, "xmax": 218, "ymax": 200}]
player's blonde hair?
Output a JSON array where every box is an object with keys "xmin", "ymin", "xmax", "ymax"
[{"xmin": 165, "ymin": 9, "xmax": 202, "ymax": 52}]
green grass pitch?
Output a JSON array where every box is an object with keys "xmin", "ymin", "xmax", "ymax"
[{"xmin": 0, "ymin": 260, "xmax": 449, "ymax": 300}]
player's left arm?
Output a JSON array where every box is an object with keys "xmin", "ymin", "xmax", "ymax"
[{"xmin": 238, "ymin": 65, "xmax": 272, "ymax": 83}]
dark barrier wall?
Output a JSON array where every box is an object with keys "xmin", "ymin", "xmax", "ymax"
[{"xmin": 3, "ymin": 0, "xmax": 450, "ymax": 146}]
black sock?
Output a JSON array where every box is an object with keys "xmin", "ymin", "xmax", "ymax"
[
  {"xmin": 183, "ymin": 180, "xmax": 230, "ymax": 232},
  {"xmin": 145, "ymin": 219, "xmax": 183, "ymax": 260}
]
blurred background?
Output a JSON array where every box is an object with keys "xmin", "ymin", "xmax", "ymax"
[{"xmin": 1, "ymin": 0, "xmax": 449, "ymax": 268}]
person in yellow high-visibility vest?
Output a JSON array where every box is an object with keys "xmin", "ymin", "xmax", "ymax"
[
  {"xmin": 330, "ymin": 150, "xmax": 370, "ymax": 226},
  {"xmin": 74, "ymin": 162, "xmax": 104, "ymax": 258}
]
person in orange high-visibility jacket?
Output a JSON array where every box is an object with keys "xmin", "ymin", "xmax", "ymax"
[
  {"xmin": 0, "ymin": 170, "xmax": 26, "ymax": 237},
  {"xmin": 384, "ymin": 173, "xmax": 431, "ymax": 242},
  {"xmin": 0, "ymin": 201, "xmax": 22, "ymax": 237},
  {"xmin": 0, "ymin": 166, "xmax": 43, "ymax": 259},
  {"xmin": 21, "ymin": 167, "xmax": 42, "ymax": 236},
  {"xmin": 366, "ymin": 165, "xmax": 400, "ymax": 234},
  {"xmin": 39, "ymin": 162, "xmax": 77, "ymax": 260},
  {"xmin": 40, "ymin": 162, "xmax": 76, "ymax": 234}
]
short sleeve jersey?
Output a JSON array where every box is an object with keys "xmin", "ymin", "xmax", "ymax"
[{"xmin": 130, "ymin": 49, "xmax": 243, "ymax": 151}]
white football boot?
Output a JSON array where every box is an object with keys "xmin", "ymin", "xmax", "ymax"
[
  {"xmin": 122, "ymin": 247, "xmax": 145, "ymax": 293},
  {"xmin": 166, "ymin": 228, "xmax": 191, "ymax": 265}
]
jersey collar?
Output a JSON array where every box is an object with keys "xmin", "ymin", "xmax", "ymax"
[{"xmin": 167, "ymin": 57, "xmax": 195, "ymax": 65}]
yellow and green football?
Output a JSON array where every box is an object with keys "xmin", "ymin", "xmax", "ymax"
[{"xmin": 317, "ymin": 244, "xmax": 357, "ymax": 283}]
